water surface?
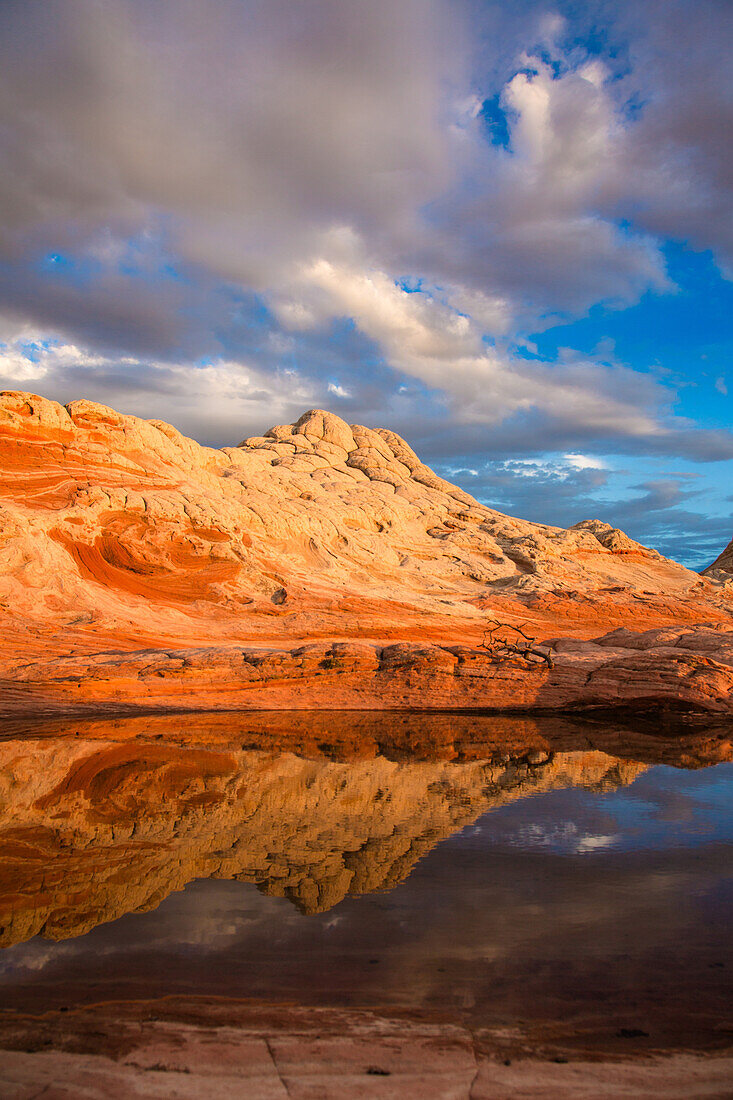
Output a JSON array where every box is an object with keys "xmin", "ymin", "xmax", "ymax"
[{"xmin": 1, "ymin": 712, "xmax": 731, "ymax": 1051}]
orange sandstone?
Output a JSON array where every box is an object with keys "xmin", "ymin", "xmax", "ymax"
[{"xmin": 0, "ymin": 390, "xmax": 731, "ymax": 715}]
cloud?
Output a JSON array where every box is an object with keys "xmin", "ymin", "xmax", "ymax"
[
  {"xmin": 403, "ymin": 47, "xmax": 672, "ymax": 321},
  {"xmin": 280, "ymin": 255, "xmax": 607, "ymax": 419},
  {"xmin": 274, "ymin": 254, "xmax": 733, "ymax": 462},
  {"xmin": 0, "ymin": 0, "xmax": 459, "ymax": 279},
  {"xmin": 0, "ymin": 0, "xmax": 731, "ymax": 563},
  {"xmin": 613, "ymin": 478, "xmax": 701, "ymax": 520},
  {"xmin": 564, "ymin": 454, "xmax": 607, "ymax": 471},
  {"xmin": 616, "ymin": 0, "xmax": 733, "ymax": 273},
  {"xmin": 0, "ymin": 334, "xmax": 317, "ymax": 443},
  {"xmin": 441, "ymin": 454, "xmax": 732, "ymax": 568},
  {"xmin": 0, "ymin": 0, "xmax": 727, "ymax": 347},
  {"xmin": 327, "ymin": 382, "xmax": 351, "ymax": 399}
]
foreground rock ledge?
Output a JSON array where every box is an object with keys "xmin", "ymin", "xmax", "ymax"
[
  {"xmin": 3, "ymin": 624, "xmax": 732, "ymax": 717},
  {"xmin": 1, "ymin": 1001, "xmax": 731, "ymax": 1100}
]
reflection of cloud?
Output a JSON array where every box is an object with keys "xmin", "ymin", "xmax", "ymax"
[
  {"xmin": 0, "ymin": 739, "xmax": 654, "ymax": 959},
  {"xmin": 0, "ymin": 940, "xmax": 77, "ymax": 976},
  {"xmin": 504, "ymin": 821, "xmax": 619, "ymax": 855},
  {"xmin": 0, "ymin": 884, "xmax": 304, "ymax": 979},
  {"xmin": 575, "ymin": 834, "xmax": 617, "ymax": 853}
]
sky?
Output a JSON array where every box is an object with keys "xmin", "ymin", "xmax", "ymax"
[{"xmin": 0, "ymin": 0, "xmax": 731, "ymax": 567}]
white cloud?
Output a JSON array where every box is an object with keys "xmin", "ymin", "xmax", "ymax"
[
  {"xmin": 500, "ymin": 454, "xmax": 608, "ymax": 481},
  {"xmin": 564, "ymin": 453, "xmax": 607, "ymax": 471},
  {"xmin": 275, "ymin": 253, "xmax": 668, "ymax": 440},
  {"xmin": 0, "ymin": 335, "xmax": 316, "ymax": 442},
  {"xmin": 0, "ymin": 0, "xmax": 729, "ymax": 477},
  {"xmin": 0, "ymin": 344, "xmax": 48, "ymax": 382},
  {"xmin": 327, "ymin": 382, "xmax": 351, "ymax": 399}
]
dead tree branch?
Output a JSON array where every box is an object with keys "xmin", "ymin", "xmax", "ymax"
[{"xmin": 479, "ymin": 618, "xmax": 555, "ymax": 670}]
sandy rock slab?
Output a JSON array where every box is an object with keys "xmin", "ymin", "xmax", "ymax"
[
  {"xmin": 470, "ymin": 1055, "xmax": 733, "ymax": 1099},
  {"xmin": 0, "ymin": 1006, "xmax": 731, "ymax": 1099},
  {"xmin": 3, "ymin": 624, "xmax": 733, "ymax": 716},
  {"xmin": 0, "ymin": 1011, "xmax": 478, "ymax": 1100}
]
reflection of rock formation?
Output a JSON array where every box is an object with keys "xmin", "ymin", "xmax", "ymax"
[
  {"xmin": 3, "ymin": 711, "xmax": 729, "ymax": 949},
  {"xmin": 0, "ymin": 732, "xmax": 651, "ymax": 948},
  {"xmin": 6, "ymin": 707, "xmax": 730, "ymax": 767}
]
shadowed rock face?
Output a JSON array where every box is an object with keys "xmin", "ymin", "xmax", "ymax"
[
  {"xmin": 1, "ymin": 713, "xmax": 730, "ymax": 947},
  {"xmin": 0, "ymin": 391, "xmax": 732, "ymax": 714}
]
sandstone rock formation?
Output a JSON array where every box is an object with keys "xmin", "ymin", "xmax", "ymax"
[
  {"xmin": 3, "ymin": 624, "xmax": 733, "ymax": 716},
  {"xmin": 0, "ymin": 390, "xmax": 731, "ymax": 714}
]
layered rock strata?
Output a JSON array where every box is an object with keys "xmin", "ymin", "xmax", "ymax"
[{"xmin": 2, "ymin": 625, "xmax": 732, "ymax": 716}]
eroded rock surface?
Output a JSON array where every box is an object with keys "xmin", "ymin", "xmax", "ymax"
[
  {"xmin": 2, "ymin": 1005, "xmax": 732, "ymax": 1099},
  {"xmin": 704, "ymin": 535, "xmax": 733, "ymax": 583},
  {"xmin": 3, "ymin": 624, "xmax": 733, "ymax": 716},
  {"xmin": 0, "ymin": 391, "xmax": 731, "ymax": 714},
  {"xmin": 2, "ymin": 1004, "xmax": 732, "ymax": 1100}
]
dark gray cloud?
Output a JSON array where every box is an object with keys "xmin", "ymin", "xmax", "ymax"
[
  {"xmin": 617, "ymin": 0, "xmax": 733, "ymax": 272},
  {"xmin": 1, "ymin": 0, "xmax": 730, "ymax": 340},
  {"xmin": 412, "ymin": 405, "xmax": 733, "ymax": 465},
  {"xmin": 0, "ymin": 0, "xmax": 458, "ymax": 270}
]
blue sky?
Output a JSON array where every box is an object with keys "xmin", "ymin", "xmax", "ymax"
[{"xmin": 0, "ymin": 0, "xmax": 731, "ymax": 566}]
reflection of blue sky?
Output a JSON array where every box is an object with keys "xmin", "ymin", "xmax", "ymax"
[{"xmin": 453, "ymin": 763, "xmax": 733, "ymax": 855}]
